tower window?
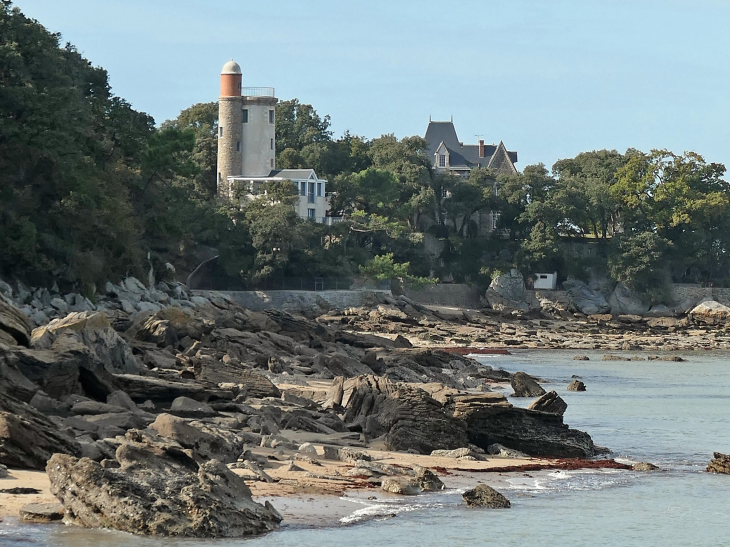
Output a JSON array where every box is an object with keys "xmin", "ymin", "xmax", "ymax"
[
  {"xmin": 219, "ymin": 126, "xmax": 223, "ymax": 137},
  {"xmin": 270, "ymin": 158, "xmax": 274, "ymax": 168},
  {"xmin": 242, "ymin": 109, "xmax": 248, "ymax": 123},
  {"xmin": 270, "ymin": 138, "xmax": 274, "ymax": 150},
  {"xmin": 269, "ymin": 110, "xmax": 275, "ymax": 124},
  {"xmin": 236, "ymin": 141, "xmax": 240, "ymax": 152}
]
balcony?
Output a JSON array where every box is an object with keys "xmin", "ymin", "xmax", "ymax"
[{"xmin": 241, "ymin": 87, "xmax": 275, "ymax": 97}]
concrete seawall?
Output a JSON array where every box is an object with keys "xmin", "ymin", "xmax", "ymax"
[{"xmin": 193, "ymin": 289, "xmax": 392, "ymax": 312}]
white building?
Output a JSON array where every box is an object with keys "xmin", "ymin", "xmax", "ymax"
[
  {"xmin": 216, "ymin": 60, "xmax": 333, "ymax": 223},
  {"xmin": 228, "ymin": 168, "xmax": 336, "ymax": 224}
]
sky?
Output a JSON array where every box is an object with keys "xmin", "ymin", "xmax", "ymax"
[{"xmin": 15, "ymin": 0, "xmax": 730, "ymax": 171}]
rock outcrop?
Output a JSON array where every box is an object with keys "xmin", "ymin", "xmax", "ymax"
[
  {"xmin": 413, "ymin": 466, "xmax": 445, "ymax": 491},
  {"xmin": 690, "ymin": 301, "xmax": 730, "ymax": 325},
  {"xmin": 510, "ymin": 371, "xmax": 546, "ymax": 397},
  {"xmin": 12, "ymin": 336, "xmax": 118, "ymax": 401},
  {"xmin": 148, "ymin": 413, "xmax": 239, "ymax": 463},
  {"xmin": 0, "ymin": 296, "xmax": 32, "ymax": 346},
  {"xmin": 453, "ymin": 396, "xmax": 596, "ymax": 458},
  {"xmin": 486, "ymin": 270, "xmax": 530, "ymax": 312},
  {"xmin": 527, "ymin": 391, "xmax": 567, "ymax": 415},
  {"xmin": 30, "ymin": 311, "xmax": 139, "ymax": 374},
  {"xmin": 567, "ymin": 380, "xmax": 586, "ymax": 392},
  {"xmin": 47, "ymin": 432, "xmax": 282, "ymax": 537},
  {"xmin": 378, "ymin": 384, "xmax": 468, "ymax": 454},
  {"xmin": 381, "ymin": 477, "xmax": 421, "ymax": 495},
  {"xmin": 19, "ymin": 502, "xmax": 65, "ymax": 523},
  {"xmin": 706, "ymin": 452, "xmax": 730, "ymax": 474},
  {"xmin": 608, "ymin": 283, "xmax": 650, "ymax": 316},
  {"xmin": 462, "ymin": 484, "xmax": 511, "ymax": 508},
  {"xmin": 632, "ymin": 462, "xmax": 659, "ymax": 471},
  {"xmin": 562, "ymin": 278, "xmax": 610, "ymax": 315},
  {"xmin": 0, "ymin": 390, "xmax": 81, "ymax": 469}
]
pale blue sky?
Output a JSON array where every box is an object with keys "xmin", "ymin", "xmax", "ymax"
[{"xmin": 15, "ymin": 0, "xmax": 730, "ymax": 171}]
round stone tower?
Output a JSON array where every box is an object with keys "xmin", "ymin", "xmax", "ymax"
[{"xmin": 217, "ymin": 60, "xmax": 243, "ymax": 199}]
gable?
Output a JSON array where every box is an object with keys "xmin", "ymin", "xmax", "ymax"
[{"xmin": 487, "ymin": 142, "xmax": 517, "ymax": 175}]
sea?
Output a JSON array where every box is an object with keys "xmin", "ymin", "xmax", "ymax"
[{"xmin": 3, "ymin": 349, "xmax": 730, "ymax": 547}]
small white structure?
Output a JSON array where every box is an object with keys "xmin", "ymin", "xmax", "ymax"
[{"xmin": 533, "ymin": 272, "xmax": 558, "ymax": 290}]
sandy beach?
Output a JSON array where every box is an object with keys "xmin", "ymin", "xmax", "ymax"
[{"xmin": 1, "ymin": 446, "xmax": 626, "ymax": 526}]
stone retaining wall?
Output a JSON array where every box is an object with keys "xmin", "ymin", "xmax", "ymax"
[
  {"xmin": 194, "ymin": 289, "xmax": 391, "ymax": 313},
  {"xmin": 670, "ymin": 285, "xmax": 730, "ymax": 307},
  {"xmin": 398, "ymin": 283, "xmax": 481, "ymax": 308}
]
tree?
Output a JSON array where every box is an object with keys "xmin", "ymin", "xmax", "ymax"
[
  {"xmin": 614, "ymin": 150, "xmax": 730, "ymax": 282},
  {"xmin": 243, "ymin": 179, "xmax": 303, "ymax": 280},
  {"xmin": 161, "ymin": 102, "xmax": 218, "ymax": 196},
  {"xmin": 331, "ymin": 168, "xmax": 400, "ymax": 216},
  {"xmin": 496, "ymin": 164, "xmax": 556, "ymax": 239},
  {"xmin": 442, "ymin": 168, "xmax": 497, "ymax": 237},
  {"xmin": 369, "ymin": 135, "xmax": 434, "ymax": 227},
  {"xmin": 552, "ymin": 150, "xmax": 625, "ymax": 238},
  {"xmin": 275, "ymin": 99, "xmax": 332, "ymax": 159},
  {"xmin": 359, "ymin": 253, "xmax": 436, "ymax": 288},
  {"xmin": 607, "ymin": 231, "xmax": 670, "ymax": 301}
]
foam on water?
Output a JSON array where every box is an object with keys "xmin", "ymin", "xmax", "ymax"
[{"xmin": 339, "ymin": 495, "xmax": 445, "ymax": 525}]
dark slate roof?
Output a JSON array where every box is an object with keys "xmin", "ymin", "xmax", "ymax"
[
  {"xmin": 424, "ymin": 120, "xmax": 517, "ymax": 170},
  {"xmin": 424, "ymin": 121, "xmax": 461, "ymax": 161}
]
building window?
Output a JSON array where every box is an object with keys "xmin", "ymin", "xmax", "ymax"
[
  {"xmin": 442, "ymin": 187, "xmax": 448, "ymax": 198},
  {"xmin": 438, "ymin": 154, "xmax": 446, "ymax": 167},
  {"xmin": 236, "ymin": 141, "xmax": 240, "ymax": 152},
  {"xmin": 242, "ymin": 109, "xmax": 248, "ymax": 123},
  {"xmin": 269, "ymin": 110, "xmax": 275, "ymax": 124},
  {"xmin": 270, "ymin": 158, "xmax": 274, "ymax": 168},
  {"xmin": 307, "ymin": 208, "xmax": 316, "ymax": 219},
  {"xmin": 270, "ymin": 138, "xmax": 274, "ymax": 150},
  {"xmin": 317, "ymin": 182, "xmax": 323, "ymax": 197},
  {"xmin": 300, "ymin": 182, "xmax": 306, "ymax": 196},
  {"xmin": 308, "ymin": 182, "xmax": 315, "ymax": 203},
  {"xmin": 219, "ymin": 126, "xmax": 223, "ymax": 137}
]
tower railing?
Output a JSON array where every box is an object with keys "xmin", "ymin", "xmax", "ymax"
[{"xmin": 241, "ymin": 87, "xmax": 275, "ymax": 97}]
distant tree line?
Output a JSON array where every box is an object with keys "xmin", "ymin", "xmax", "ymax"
[{"xmin": 2, "ymin": 1, "xmax": 729, "ymax": 300}]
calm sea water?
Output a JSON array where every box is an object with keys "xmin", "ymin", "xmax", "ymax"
[{"xmin": 3, "ymin": 350, "xmax": 730, "ymax": 547}]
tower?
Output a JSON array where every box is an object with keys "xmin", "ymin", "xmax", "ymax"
[
  {"xmin": 217, "ymin": 60, "xmax": 243, "ymax": 199},
  {"xmin": 241, "ymin": 89, "xmax": 278, "ymax": 177}
]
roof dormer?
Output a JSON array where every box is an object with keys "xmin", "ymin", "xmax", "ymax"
[{"xmin": 435, "ymin": 142, "xmax": 449, "ymax": 169}]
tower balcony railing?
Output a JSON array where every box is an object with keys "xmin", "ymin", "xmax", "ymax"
[{"xmin": 242, "ymin": 87, "xmax": 275, "ymax": 97}]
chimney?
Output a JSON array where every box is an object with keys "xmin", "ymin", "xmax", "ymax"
[{"xmin": 479, "ymin": 139, "xmax": 485, "ymax": 158}]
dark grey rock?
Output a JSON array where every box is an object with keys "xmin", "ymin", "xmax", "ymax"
[
  {"xmin": 510, "ymin": 371, "xmax": 546, "ymax": 397},
  {"xmin": 462, "ymin": 484, "xmax": 510, "ymax": 508},
  {"xmin": 527, "ymin": 391, "xmax": 568, "ymax": 415}
]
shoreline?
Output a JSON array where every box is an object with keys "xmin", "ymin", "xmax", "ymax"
[{"xmin": 0, "ymin": 453, "xmax": 633, "ymax": 527}]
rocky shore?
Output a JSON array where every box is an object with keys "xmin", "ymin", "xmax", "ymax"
[{"xmin": 1, "ymin": 274, "xmax": 719, "ymax": 536}]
